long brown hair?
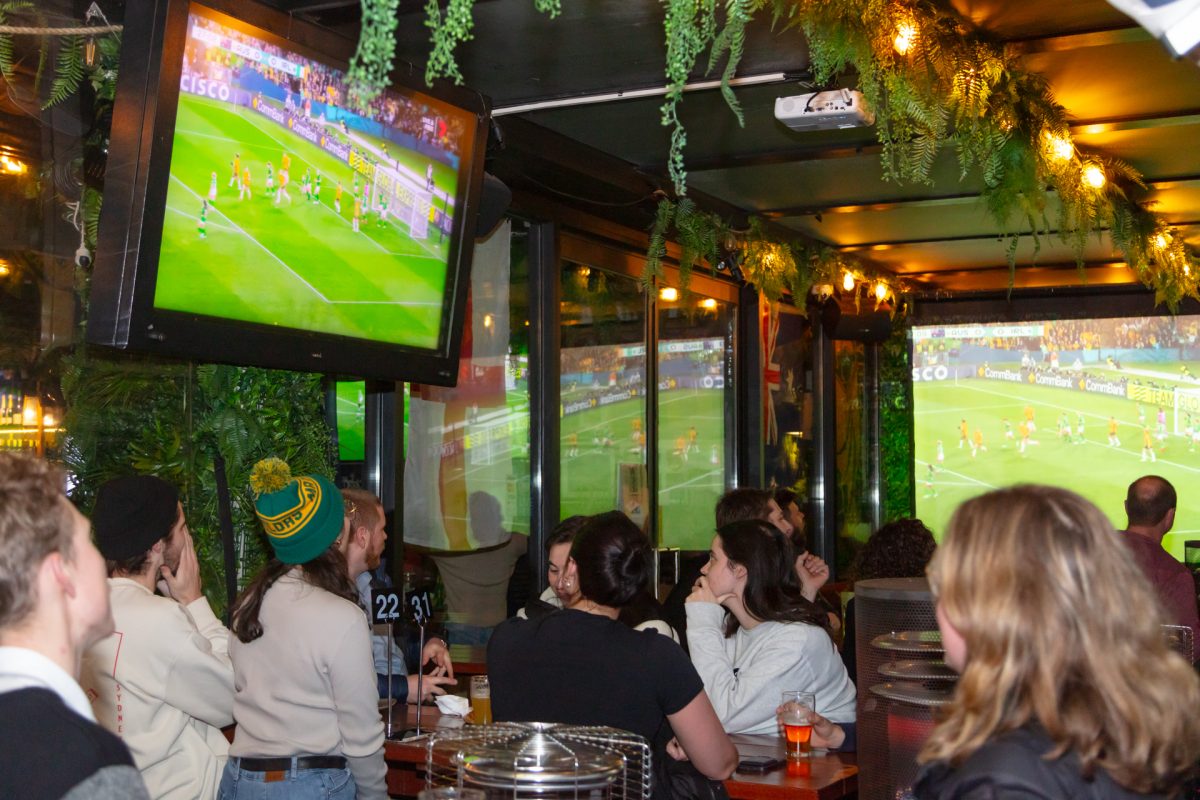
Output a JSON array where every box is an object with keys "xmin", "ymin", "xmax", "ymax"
[
  {"xmin": 231, "ymin": 543, "xmax": 360, "ymax": 643},
  {"xmin": 716, "ymin": 519, "xmax": 828, "ymax": 637},
  {"xmin": 921, "ymin": 485, "xmax": 1200, "ymax": 794}
]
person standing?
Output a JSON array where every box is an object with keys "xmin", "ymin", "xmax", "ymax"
[
  {"xmin": 81, "ymin": 475, "xmax": 234, "ymax": 800},
  {"xmin": 1119, "ymin": 476, "xmax": 1200, "ymax": 656},
  {"xmin": 220, "ymin": 458, "xmax": 385, "ymax": 800},
  {"xmin": 0, "ymin": 452, "xmax": 150, "ymax": 799}
]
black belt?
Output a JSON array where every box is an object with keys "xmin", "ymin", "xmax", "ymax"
[{"xmin": 236, "ymin": 756, "xmax": 347, "ymax": 772}]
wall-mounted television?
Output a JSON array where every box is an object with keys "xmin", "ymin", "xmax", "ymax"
[
  {"xmin": 911, "ymin": 314, "xmax": 1200, "ymax": 562},
  {"xmin": 88, "ymin": 0, "xmax": 488, "ymax": 384}
]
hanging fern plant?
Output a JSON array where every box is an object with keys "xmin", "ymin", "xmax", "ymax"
[{"xmin": 425, "ymin": 0, "xmax": 560, "ymax": 87}]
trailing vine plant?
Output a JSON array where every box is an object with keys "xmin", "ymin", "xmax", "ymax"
[
  {"xmin": 347, "ymin": 0, "xmax": 400, "ymax": 108},
  {"xmin": 424, "ymin": 0, "xmax": 560, "ymax": 88},
  {"xmin": 420, "ymin": 0, "xmax": 1199, "ymax": 308}
]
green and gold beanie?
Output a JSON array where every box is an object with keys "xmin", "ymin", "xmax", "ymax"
[{"xmin": 250, "ymin": 457, "xmax": 344, "ymax": 565}]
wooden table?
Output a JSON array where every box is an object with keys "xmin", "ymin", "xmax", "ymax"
[{"xmin": 382, "ymin": 708, "xmax": 857, "ymax": 800}]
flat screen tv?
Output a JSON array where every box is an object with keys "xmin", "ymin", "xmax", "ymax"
[
  {"xmin": 911, "ymin": 314, "xmax": 1200, "ymax": 562},
  {"xmin": 88, "ymin": 0, "xmax": 488, "ymax": 384}
]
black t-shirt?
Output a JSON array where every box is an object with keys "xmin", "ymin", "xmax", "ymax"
[{"xmin": 488, "ymin": 609, "xmax": 704, "ymax": 747}]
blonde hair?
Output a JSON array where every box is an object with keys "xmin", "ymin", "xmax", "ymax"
[{"xmin": 920, "ymin": 484, "xmax": 1200, "ymax": 794}]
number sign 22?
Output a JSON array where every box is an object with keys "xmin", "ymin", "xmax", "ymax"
[{"xmin": 371, "ymin": 589, "xmax": 432, "ymax": 625}]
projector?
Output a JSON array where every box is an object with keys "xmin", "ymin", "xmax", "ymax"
[{"xmin": 774, "ymin": 89, "xmax": 875, "ymax": 131}]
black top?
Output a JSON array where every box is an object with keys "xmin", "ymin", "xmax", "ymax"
[
  {"xmin": 488, "ymin": 609, "xmax": 704, "ymax": 747},
  {"xmin": 913, "ymin": 725, "xmax": 1172, "ymax": 800},
  {"xmin": 0, "ymin": 687, "xmax": 149, "ymax": 800}
]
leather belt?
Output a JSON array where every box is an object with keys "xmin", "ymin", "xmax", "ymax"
[{"xmin": 236, "ymin": 755, "xmax": 347, "ymax": 779}]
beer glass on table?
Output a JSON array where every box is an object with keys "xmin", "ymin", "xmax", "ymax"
[
  {"xmin": 780, "ymin": 691, "xmax": 816, "ymax": 760},
  {"xmin": 469, "ymin": 675, "xmax": 492, "ymax": 724}
]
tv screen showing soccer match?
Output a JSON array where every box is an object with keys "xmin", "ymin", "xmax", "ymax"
[
  {"xmin": 153, "ymin": 4, "xmax": 477, "ymax": 352},
  {"xmin": 912, "ymin": 315, "xmax": 1200, "ymax": 562}
]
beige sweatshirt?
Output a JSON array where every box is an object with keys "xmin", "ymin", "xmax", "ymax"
[
  {"xmin": 81, "ymin": 578, "xmax": 234, "ymax": 800},
  {"xmin": 228, "ymin": 569, "xmax": 386, "ymax": 800}
]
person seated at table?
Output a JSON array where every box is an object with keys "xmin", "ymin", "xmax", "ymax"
[
  {"xmin": 841, "ymin": 518, "xmax": 936, "ymax": 683},
  {"xmin": 687, "ymin": 519, "xmax": 856, "ymax": 735},
  {"xmin": 220, "ymin": 459, "xmax": 385, "ymax": 799},
  {"xmin": 518, "ymin": 514, "xmax": 678, "ymax": 640},
  {"xmin": 488, "ymin": 511, "xmax": 738, "ymax": 793},
  {"xmin": 339, "ymin": 488, "xmax": 455, "ymax": 703},
  {"xmin": 913, "ymin": 485, "xmax": 1200, "ymax": 799}
]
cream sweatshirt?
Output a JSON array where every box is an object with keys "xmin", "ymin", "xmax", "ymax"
[{"xmin": 228, "ymin": 570, "xmax": 386, "ymax": 800}]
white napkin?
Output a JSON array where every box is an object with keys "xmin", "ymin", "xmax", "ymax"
[{"xmin": 435, "ymin": 694, "xmax": 471, "ymax": 717}]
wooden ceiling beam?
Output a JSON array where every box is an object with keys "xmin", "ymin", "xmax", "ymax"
[{"xmin": 836, "ymin": 218, "xmax": 1200, "ymax": 251}]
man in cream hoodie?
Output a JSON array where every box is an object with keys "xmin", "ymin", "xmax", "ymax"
[{"xmin": 81, "ymin": 476, "xmax": 235, "ymax": 799}]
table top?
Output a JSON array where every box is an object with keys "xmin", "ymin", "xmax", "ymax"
[{"xmin": 382, "ymin": 708, "xmax": 857, "ymax": 800}]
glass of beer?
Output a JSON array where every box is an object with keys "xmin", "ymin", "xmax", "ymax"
[
  {"xmin": 780, "ymin": 691, "xmax": 816, "ymax": 760},
  {"xmin": 469, "ymin": 675, "xmax": 492, "ymax": 724}
]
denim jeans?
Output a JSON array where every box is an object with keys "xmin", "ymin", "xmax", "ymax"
[{"xmin": 217, "ymin": 758, "xmax": 356, "ymax": 800}]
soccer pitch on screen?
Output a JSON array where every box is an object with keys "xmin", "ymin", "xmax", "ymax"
[
  {"xmin": 559, "ymin": 389, "xmax": 726, "ymax": 552},
  {"xmin": 913, "ymin": 318, "xmax": 1200, "ymax": 562},
  {"xmin": 156, "ymin": 90, "xmax": 455, "ymax": 350}
]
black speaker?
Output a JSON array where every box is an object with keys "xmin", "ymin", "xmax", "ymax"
[
  {"xmin": 833, "ymin": 309, "xmax": 892, "ymax": 342},
  {"xmin": 475, "ymin": 171, "xmax": 512, "ymax": 238}
]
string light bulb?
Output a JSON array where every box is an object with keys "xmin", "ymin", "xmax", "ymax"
[
  {"xmin": 1044, "ymin": 133, "xmax": 1074, "ymax": 163},
  {"xmin": 893, "ymin": 22, "xmax": 917, "ymax": 55},
  {"xmin": 659, "ymin": 287, "xmax": 679, "ymax": 302},
  {"xmin": 1082, "ymin": 163, "xmax": 1106, "ymax": 189},
  {"xmin": 1155, "ymin": 231, "xmax": 1172, "ymax": 250},
  {"xmin": 842, "ymin": 272, "xmax": 856, "ymax": 292},
  {"xmin": 875, "ymin": 281, "xmax": 889, "ymax": 301},
  {"xmin": 700, "ymin": 298, "xmax": 718, "ymax": 310},
  {"xmin": 84, "ymin": 37, "xmax": 97, "ymax": 68}
]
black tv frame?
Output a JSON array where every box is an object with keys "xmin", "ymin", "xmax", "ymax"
[{"xmin": 89, "ymin": 0, "xmax": 488, "ymax": 385}]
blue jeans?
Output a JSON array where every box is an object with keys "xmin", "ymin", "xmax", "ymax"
[{"xmin": 217, "ymin": 758, "xmax": 356, "ymax": 800}]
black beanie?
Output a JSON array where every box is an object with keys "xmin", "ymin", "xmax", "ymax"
[{"xmin": 92, "ymin": 476, "xmax": 180, "ymax": 561}]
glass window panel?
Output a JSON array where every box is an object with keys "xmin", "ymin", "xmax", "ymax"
[
  {"xmin": 559, "ymin": 264, "xmax": 648, "ymax": 524},
  {"xmin": 657, "ymin": 292, "xmax": 734, "ymax": 550},
  {"xmin": 764, "ymin": 307, "xmax": 816, "ymax": 528},
  {"xmin": 834, "ymin": 340, "xmax": 872, "ymax": 571},
  {"xmin": 401, "ymin": 221, "xmax": 531, "ymax": 645}
]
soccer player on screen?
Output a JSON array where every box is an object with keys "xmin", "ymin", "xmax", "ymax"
[
  {"xmin": 207, "ymin": 171, "xmax": 218, "ymax": 203},
  {"xmin": 239, "ymin": 166, "xmax": 251, "ymax": 201},
  {"xmin": 935, "ymin": 439, "xmax": 945, "ymax": 469},
  {"xmin": 377, "ymin": 194, "xmax": 388, "ymax": 228},
  {"xmin": 971, "ymin": 428, "xmax": 986, "ymax": 459},
  {"xmin": 566, "ymin": 431, "xmax": 579, "ymax": 458},
  {"xmin": 1142, "ymin": 426, "xmax": 1157, "ymax": 462},
  {"xmin": 1157, "ymin": 406, "xmax": 1168, "ymax": 441},
  {"xmin": 264, "ymin": 161, "xmax": 275, "ymax": 196},
  {"xmin": 1018, "ymin": 422, "xmax": 1029, "ymax": 455},
  {"xmin": 1023, "ymin": 404, "xmax": 1036, "ymax": 433},
  {"xmin": 688, "ymin": 425, "xmax": 699, "ymax": 454},
  {"xmin": 281, "ymin": 152, "xmax": 291, "ymax": 173},
  {"xmin": 1002, "ymin": 418, "xmax": 1015, "ymax": 446},
  {"xmin": 959, "ymin": 418, "xmax": 969, "ymax": 449},
  {"xmin": 1108, "ymin": 416, "xmax": 1121, "ymax": 447},
  {"xmin": 922, "ymin": 463, "xmax": 937, "ymax": 498},
  {"xmin": 197, "ymin": 200, "xmax": 208, "ymax": 240},
  {"xmin": 426, "ymin": 162, "xmax": 435, "ymax": 192},
  {"xmin": 352, "ymin": 195, "xmax": 362, "ymax": 233},
  {"xmin": 228, "ymin": 153, "xmax": 240, "ymax": 188},
  {"xmin": 334, "ymin": 181, "xmax": 343, "ymax": 214},
  {"xmin": 313, "ymin": 173, "xmax": 323, "ymax": 204}
]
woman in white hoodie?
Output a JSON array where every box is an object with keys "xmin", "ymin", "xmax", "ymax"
[{"xmin": 686, "ymin": 518, "xmax": 856, "ymax": 735}]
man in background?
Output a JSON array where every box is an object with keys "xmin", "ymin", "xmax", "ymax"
[
  {"xmin": 0, "ymin": 452, "xmax": 149, "ymax": 799},
  {"xmin": 81, "ymin": 476, "xmax": 234, "ymax": 799},
  {"xmin": 340, "ymin": 488, "xmax": 455, "ymax": 703},
  {"xmin": 1119, "ymin": 475, "xmax": 1200, "ymax": 659}
]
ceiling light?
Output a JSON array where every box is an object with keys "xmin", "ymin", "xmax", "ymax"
[
  {"xmin": 0, "ymin": 259, "xmax": 10, "ymax": 277},
  {"xmin": 842, "ymin": 272, "xmax": 856, "ymax": 292},
  {"xmin": 700, "ymin": 298, "xmax": 717, "ymax": 310},
  {"xmin": 875, "ymin": 282, "xmax": 888, "ymax": 301},
  {"xmin": 0, "ymin": 155, "xmax": 26, "ymax": 175},
  {"xmin": 659, "ymin": 287, "xmax": 679, "ymax": 302},
  {"xmin": 1155, "ymin": 232, "xmax": 1171, "ymax": 250},
  {"xmin": 1083, "ymin": 164, "xmax": 1106, "ymax": 189}
]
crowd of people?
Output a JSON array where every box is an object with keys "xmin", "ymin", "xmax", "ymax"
[{"xmin": 1, "ymin": 448, "xmax": 1199, "ymax": 800}]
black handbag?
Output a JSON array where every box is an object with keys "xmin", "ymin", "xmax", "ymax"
[{"xmin": 652, "ymin": 752, "xmax": 731, "ymax": 800}]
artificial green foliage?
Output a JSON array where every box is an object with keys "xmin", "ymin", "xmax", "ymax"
[
  {"xmin": 61, "ymin": 350, "xmax": 336, "ymax": 615},
  {"xmin": 644, "ymin": 197, "xmax": 676, "ymax": 290},
  {"xmin": 44, "ymin": 34, "xmax": 82, "ymax": 109},
  {"xmin": 347, "ymin": 0, "xmax": 400, "ymax": 107},
  {"xmin": 879, "ymin": 323, "xmax": 914, "ymax": 522},
  {"xmin": 425, "ymin": 0, "xmax": 559, "ymax": 87},
  {"xmin": 0, "ymin": 1, "xmax": 32, "ymax": 81}
]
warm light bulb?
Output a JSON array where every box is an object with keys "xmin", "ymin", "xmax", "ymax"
[
  {"xmin": 0, "ymin": 260, "xmax": 10, "ymax": 277},
  {"xmin": 1045, "ymin": 133, "xmax": 1074, "ymax": 163},
  {"xmin": 700, "ymin": 298, "xmax": 718, "ymax": 310},
  {"xmin": 1083, "ymin": 164, "xmax": 1106, "ymax": 189},
  {"xmin": 42, "ymin": 413, "xmax": 55, "ymax": 427},
  {"xmin": 483, "ymin": 313, "xmax": 494, "ymax": 330},
  {"xmin": 659, "ymin": 287, "xmax": 679, "ymax": 302},
  {"xmin": 875, "ymin": 282, "xmax": 888, "ymax": 301},
  {"xmin": 1155, "ymin": 232, "xmax": 1171, "ymax": 250},
  {"xmin": 842, "ymin": 272, "xmax": 856, "ymax": 292},
  {"xmin": 0, "ymin": 155, "xmax": 26, "ymax": 174},
  {"xmin": 893, "ymin": 22, "xmax": 917, "ymax": 55},
  {"xmin": 578, "ymin": 266, "xmax": 591, "ymax": 277},
  {"xmin": 22, "ymin": 405, "xmax": 36, "ymax": 424}
]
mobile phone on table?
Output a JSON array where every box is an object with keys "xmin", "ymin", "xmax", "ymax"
[{"xmin": 736, "ymin": 755, "xmax": 783, "ymax": 774}]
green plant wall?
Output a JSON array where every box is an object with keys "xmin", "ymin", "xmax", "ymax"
[
  {"xmin": 61, "ymin": 349, "xmax": 335, "ymax": 617},
  {"xmin": 880, "ymin": 323, "xmax": 915, "ymax": 522}
]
